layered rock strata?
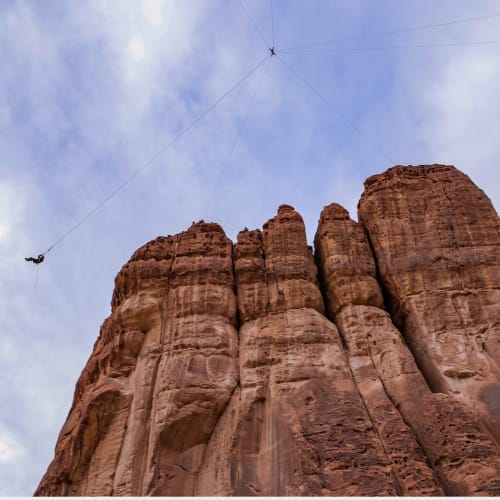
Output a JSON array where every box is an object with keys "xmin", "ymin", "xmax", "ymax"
[
  {"xmin": 36, "ymin": 165, "xmax": 500, "ymax": 496},
  {"xmin": 358, "ymin": 165, "xmax": 500, "ymax": 443}
]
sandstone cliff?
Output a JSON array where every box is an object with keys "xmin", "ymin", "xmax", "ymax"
[{"xmin": 36, "ymin": 165, "xmax": 500, "ymax": 496}]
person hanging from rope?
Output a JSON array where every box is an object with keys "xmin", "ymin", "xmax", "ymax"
[{"xmin": 25, "ymin": 254, "xmax": 45, "ymax": 264}]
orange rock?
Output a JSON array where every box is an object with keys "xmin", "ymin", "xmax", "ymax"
[
  {"xmin": 359, "ymin": 165, "xmax": 500, "ymax": 444},
  {"xmin": 36, "ymin": 223, "xmax": 239, "ymax": 496},
  {"xmin": 315, "ymin": 200, "xmax": 500, "ymax": 495},
  {"xmin": 199, "ymin": 206, "xmax": 398, "ymax": 496},
  {"xmin": 35, "ymin": 167, "xmax": 500, "ymax": 496}
]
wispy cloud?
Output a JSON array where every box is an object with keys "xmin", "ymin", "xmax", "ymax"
[
  {"xmin": 1, "ymin": 0, "xmax": 499, "ymax": 494},
  {"xmin": 0, "ymin": 428, "xmax": 24, "ymax": 464}
]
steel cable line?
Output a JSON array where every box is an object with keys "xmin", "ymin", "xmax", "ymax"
[
  {"xmin": 277, "ymin": 55, "xmax": 394, "ymax": 164},
  {"xmin": 237, "ymin": 0, "xmax": 270, "ymax": 50},
  {"xmin": 271, "ymin": 0, "xmax": 275, "ymax": 46},
  {"xmin": 280, "ymin": 40, "xmax": 500, "ymax": 54},
  {"xmin": 203, "ymin": 57, "xmax": 272, "ymax": 219},
  {"xmin": 39, "ymin": 55, "xmax": 269, "ymax": 256},
  {"xmin": 280, "ymin": 12, "xmax": 500, "ymax": 52}
]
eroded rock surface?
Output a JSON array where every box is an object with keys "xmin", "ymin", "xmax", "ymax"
[
  {"xmin": 358, "ymin": 165, "xmax": 500, "ymax": 444},
  {"xmin": 36, "ymin": 223, "xmax": 239, "ymax": 496},
  {"xmin": 198, "ymin": 205, "xmax": 398, "ymax": 496},
  {"xmin": 36, "ymin": 166, "xmax": 500, "ymax": 496},
  {"xmin": 315, "ymin": 202, "xmax": 500, "ymax": 495}
]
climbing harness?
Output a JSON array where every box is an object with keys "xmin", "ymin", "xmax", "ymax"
[{"xmin": 25, "ymin": 254, "xmax": 45, "ymax": 265}]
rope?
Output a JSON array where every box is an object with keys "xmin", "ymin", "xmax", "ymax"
[
  {"xmin": 277, "ymin": 55, "xmax": 394, "ymax": 164},
  {"xmin": 203, "ymin": 57, "xmax": 272, "ymax": 219},
  {"xmin": 237, "ymin": 0, "xmax": 270, "ymax": 50},
  {"xmin": 271, "ymin": 0, "xmax": 275, "ymax": 46},
  {"xmin": 33, "ymin": 265, "xmax": 39, "ymax": 292},
  {"xmin": 280, "ymin": 12, "xmax": 500, "ymax": 52},
  {"xmin": 32, "ymin": 8, "xmax": 498, "ymax": 259},
  {"xmin": 281, "ymin": 40, "xmax": 500, "ymax": 54},
  {"xmin": 39, "ymin": 55, "xmax": 269, "ymax": 256}
]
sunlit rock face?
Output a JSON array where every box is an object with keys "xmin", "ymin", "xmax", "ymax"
[
  {"xmin": 35, "ymin": 223, "xmax": 239, "ymax": 496},
  {"xmin": 36, "ymin": 165, "xmax": 500, "ymax": 496},
  {"xmin": 315, "ymin": 199, "xmax": 500, "ymax": 496},
  {"xmin": 358, "ymin": 165, "xmax": 500, "ymax": 445},
  {"xmin": 199, "ymin": 205, "xmax": 399, "ymax": 496}
]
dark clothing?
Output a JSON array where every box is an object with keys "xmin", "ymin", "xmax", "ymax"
[{"xmin": 25, "ymin": 254, "xmax": 45, "ymax": 264}]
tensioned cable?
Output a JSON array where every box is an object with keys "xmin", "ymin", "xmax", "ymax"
[
  {"xmin": 203, "ymin": 57, "xmax": 272, "ymax": 219},
  {"xmin": 237, "ymin": 0, "xmax": 270, "ymax": 50},
  {"xmin": 280, "ymin": 40, "xmax": 500, "ymax": 54},
  {"xmin": 280, "ymin": 12, "xmax": 500, "ymax": 52},
  {"xmin": 271, "ymin": 0, "xmax": 275, "ymax": 46},
  {"xmin": 277, "ymin": 56, "xmax": 394, "ymax": 164},
  {"xmin": 40, "ymin": 55, "xmax": 269, "ymax": 256}
]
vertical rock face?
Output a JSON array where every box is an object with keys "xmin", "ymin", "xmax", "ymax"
[
  {"xmin": 198, "ymin": 205, "xmax": 398, "ymax": 496},
  {"xmin": 358, "ymin": 165, "xmax": 500, "ymax": 443},
  {"xmin": 315, "ymin": 202, "xmax": 500, "ymax": 495},
  {"xmin": 36, "ymin": 166, "xmax": 500, "ymax": 496},
  {"xmin": 36, "ymin": 223, "xmax": 239, "ymax": 496}
]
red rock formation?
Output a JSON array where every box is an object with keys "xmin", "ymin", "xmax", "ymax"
[
  {"xmin": 36, "ymin": 166, "xmax": 500, "ymax": 496},
  {"xmin": 358, "ymin": 165, "xmax": 500, "ymax": 444},
  {"xmin": 36, "ymin": 223, "xmax": 239, "ymax": 496},
  {"xmin": 315, "ymin": 202, "xmax": 500, "ymax": 495},
  {"xmin": 198, "ymin": 205, "xmax": 399, "ymax": 496}
]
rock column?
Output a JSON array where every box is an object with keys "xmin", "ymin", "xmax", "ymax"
[
  {"xmin": 36, "ymin": 224, "xmax": 239, "ymax": 496},
  {"xmin": 198, "ymin": 205, "xmax": 400, "ymax": 496},
  {"xmin": 358, "ymin": 165, "xmax": 500, "ymax": 443},
  {"xmin": 315, "ymin": 200, "xmax": 500, "ymax": 495}
]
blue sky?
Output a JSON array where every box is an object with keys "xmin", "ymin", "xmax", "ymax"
[{"xmin": 1, "ymin": 0, "xmax": 499, "ymax": 495}]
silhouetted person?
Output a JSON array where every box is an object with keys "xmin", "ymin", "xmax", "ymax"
[{"xmin": 25, "ymin": 254, "xmax": 45, "ymax": 264}]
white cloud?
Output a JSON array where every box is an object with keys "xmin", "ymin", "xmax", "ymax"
[
  {"xmin": 0, "ymin": 181, "xmax": 25, "ymax": 248},
  {"xmin": 1, "ymin": 1, "xmax": 500, "ymax": 495},
  {"xmin": 409, "ymin": 37, "xmax": 500, "ymax": 210},
  {"xmin": 422, "ymin": 51, "xmax": 500, "ymax": 153},
  {"xmin": 128, "ymin": 35, "xmax": 146, "ymax": 63},
  {"xmin": 0, "ymin": 431, "xmax": 23, "ymax": 463},
  {"xmin": 0, "ymin": 223, "xmax": 7, "ymax": 240},
  {"xmin": 141, "ymin": 0, "xmax": 165, "ymax": 27}
]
